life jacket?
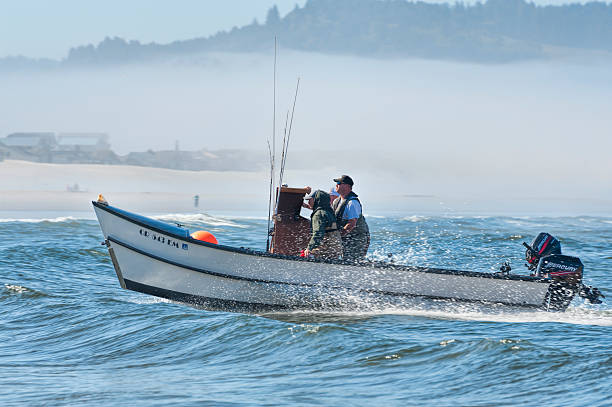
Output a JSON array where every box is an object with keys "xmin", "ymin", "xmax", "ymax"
[{"xmin": 332, "ymin": 191, "xmax": 369, "ymax": 236}]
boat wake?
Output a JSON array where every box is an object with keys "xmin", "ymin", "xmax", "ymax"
[
  {"xmin": 381, "ymin": 304, "xmax": 612, "ymax": 327},
  {"xmin": 262, "ymin": 301, "xmax": 612, "ymax": 327}
]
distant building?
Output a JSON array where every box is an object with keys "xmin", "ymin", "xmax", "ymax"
[
  {"xmin": 0, "ymin": 132, "xmax": 56, "ymax": 148},
  {"xmin": 0, "ymin": 131, "xmax": 119, "ymax": 164},
  {"xmin": 124, "ymin": 148, "xmax": 265, "ymax": 171},
  {"xmin": 0, "ymin": 131, "xmax": 264, "ymax": 170},
  {"xmin": 0, "ymin": 132, "xmax": 56, "ymax": 162},
  {"xmin": 52, "ymin": 132, "xmax": 117, "ymax": 164},
  {"xmin": 55, "ymin": 133, "xmax": 111, "ymax": 152}
]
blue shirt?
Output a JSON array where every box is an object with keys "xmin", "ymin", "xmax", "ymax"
[{"xmin": 341, "ymin": 199, "xmax": 362, "ymax": 220}]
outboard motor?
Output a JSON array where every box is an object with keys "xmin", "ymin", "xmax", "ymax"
[{"xmin": 523, "ymin": 233, "xmax": 604, "ymax": 310}]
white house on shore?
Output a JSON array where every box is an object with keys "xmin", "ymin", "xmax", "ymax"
[
  {"xmin": 0, "ymin": 132, "xmax": 117, "ymax": 163},
  {"xmin": 0, "ymin": 132, "xmax": 57, "ymax": 161},
  {"xmin": 55, "ymin": 133, "xmax": 111, "ymax": 152}
]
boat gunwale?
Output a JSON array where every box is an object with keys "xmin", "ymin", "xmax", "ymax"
[{"xmin": 93, "ymin": 201, "xmax": 550, "ymax": 284}]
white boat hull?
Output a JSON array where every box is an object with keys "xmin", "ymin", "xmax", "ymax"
[{"xmin": 93, "ymin": 202, "xmax": 558, "ymax": 312}]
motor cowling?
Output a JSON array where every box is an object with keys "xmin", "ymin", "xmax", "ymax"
[
  {"xmin": 524, "ymin": 232, "xmax": 561, "ymax": 271},
  {"xmin": 536, "ymin": 254, "xmax": 583, "ymax": 282}
]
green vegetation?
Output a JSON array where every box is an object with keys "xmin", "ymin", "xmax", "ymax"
[{"xmin": 4, "ymin": 0, "xmax": 612, "ymax": 69}]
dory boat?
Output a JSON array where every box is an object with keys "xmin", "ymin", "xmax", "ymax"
[{"xmin": 92, "ymin": 187, "xmax": 598, "ymax": 313}]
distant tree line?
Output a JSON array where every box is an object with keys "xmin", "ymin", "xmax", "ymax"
[{"xmin": 3, "ymin": 0, "xmax": 612, "ymax": 69}]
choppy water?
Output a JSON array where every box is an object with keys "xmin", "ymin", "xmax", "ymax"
[{"xmin": 1, "ymin": 211, "xmax": 610, "ymax": 406}]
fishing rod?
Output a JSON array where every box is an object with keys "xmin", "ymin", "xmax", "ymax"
[
  {"xmin": 266, "ymin": 140, "xmax": 274, "ymax": 251},
  {"xmin": 269, "ymin": 107, "xmax": 289, "ymax": 247},
  {"xmin": 265, "ymin": 37, "xmax": 277, "ymax": 252},
  {"xmin": 266, "ymin": 38, "xmax": 301, "ymax": 252},
  {"xmin": 279, "ymin": 77, "xmax": 300, "ymax": 185},
  {"xmin": 278, "ymin": 109, "xmax": 290, "ymax": 187},
  {"xmin": 276, "ymin": 77, "xmax": 300, "ymax": 205},
  {"xmin": 272, "ymin": 78, "xmax": 300, "ymax": 223}
]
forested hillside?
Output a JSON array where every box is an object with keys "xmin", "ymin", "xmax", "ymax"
[{"xmin": 3, "ymin": 0, "xmax": 612, "ymax": 69}]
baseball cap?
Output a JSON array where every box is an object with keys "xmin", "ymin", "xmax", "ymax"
[{"xmin": 333, "ymin": 175, "xmax": 354, "ymax": 186}]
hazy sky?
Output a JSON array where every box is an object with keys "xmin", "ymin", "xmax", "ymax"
[
  {"xmin": 0, "ymin": 0, "xmax": 602, "ymax": 59},
  {"xmin": 0, "ymin": 0, "xmax": 306, "ymax": 59},
  {"xmin": 2, "ymin": 52, "xmax": 611, "ymax": 213},
  {"xmin": 1, "ymin": 52, "xmax": 610, "ymax": 181}
]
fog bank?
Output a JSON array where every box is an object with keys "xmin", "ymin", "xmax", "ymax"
[{"xmin": 1, "ymin": 52, "xmax": 611, "ymax": 214}]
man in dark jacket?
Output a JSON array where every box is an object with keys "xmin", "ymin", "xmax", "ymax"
[
  {"xmin": 303, "ymin": 190, "xmax": 343, "ymax": 260},
  {"xmin": 332, "ymin": 175, "xmax": 370, "ymax": 261}
]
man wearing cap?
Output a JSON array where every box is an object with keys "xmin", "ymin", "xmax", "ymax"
[
  {"xmin": 303, "ymin": 190, "xmax": 343, "ymax": 260},
  {"xmin": 332, "ymin": 175, "xmax": 370, "ymax": 261}
]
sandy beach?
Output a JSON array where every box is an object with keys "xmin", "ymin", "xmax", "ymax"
[
  {"xmin": 0, "ymin": 160, "xmax": 270, "ymax": 214},
  {"xmin": 0, "ymin": 160, "xmax": 391, "ymax": 215},
  {"xmin": 1, "ymin": 160, "xmax": 611, "ymax": 216}
]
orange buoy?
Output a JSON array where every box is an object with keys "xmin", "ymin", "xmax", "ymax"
[{"xmin": 190, "ymin": 230, "xmax": 218, "ymax": 244}]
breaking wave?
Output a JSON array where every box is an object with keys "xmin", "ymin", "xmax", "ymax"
[
  {"xmin": 152, "ymin": 213, "xmax": 249, "ymax": 228},
  {"xmin": 400, "ymin": 215, "xmax": 430, "ymax": 222},
  {"xmin": 0, "ymin": 216, "xmax": 86, "ymax": 223}
]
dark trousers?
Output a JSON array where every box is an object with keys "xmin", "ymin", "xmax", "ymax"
[{"xmin": 342, "ymin": 231, "xmax": 370, "ymax": 262}]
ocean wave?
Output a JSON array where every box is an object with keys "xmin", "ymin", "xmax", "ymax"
[
  {"xmin": 152, "ymin": 213, "xmax": 249, "ymax": 228},
  {"xmin": 400, "ymin": 215, "xmax": 429, "ymax": 222},
  {"xmin": 486, "ymin": 234, "xmax": 526, "ymax": 242},
  {"xmin": 4, "ymin": 284, "xmax": 29, "ymax": 293},
  {"xmin": 218, "ymin": 214, "xmax": 268, "ymax": 221},
  {"xmin": 365, "ymin": 214, "xmax": 386, "ymax": 219},
  {"xmin": 2, "ymin": 284, "xmax": 48, "ymax": 298},
  {"xmin": 0, "ymin": 216, "xmax": 86, "ymax": 223},
  {"xmin": 287, "ymin": 324, "xmax": 321, "ymax": 335}
]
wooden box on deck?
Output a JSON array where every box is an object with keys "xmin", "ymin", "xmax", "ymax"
[{"xmin": 270, "ymin": 187, "xmax": 311, "ymax": 256}]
